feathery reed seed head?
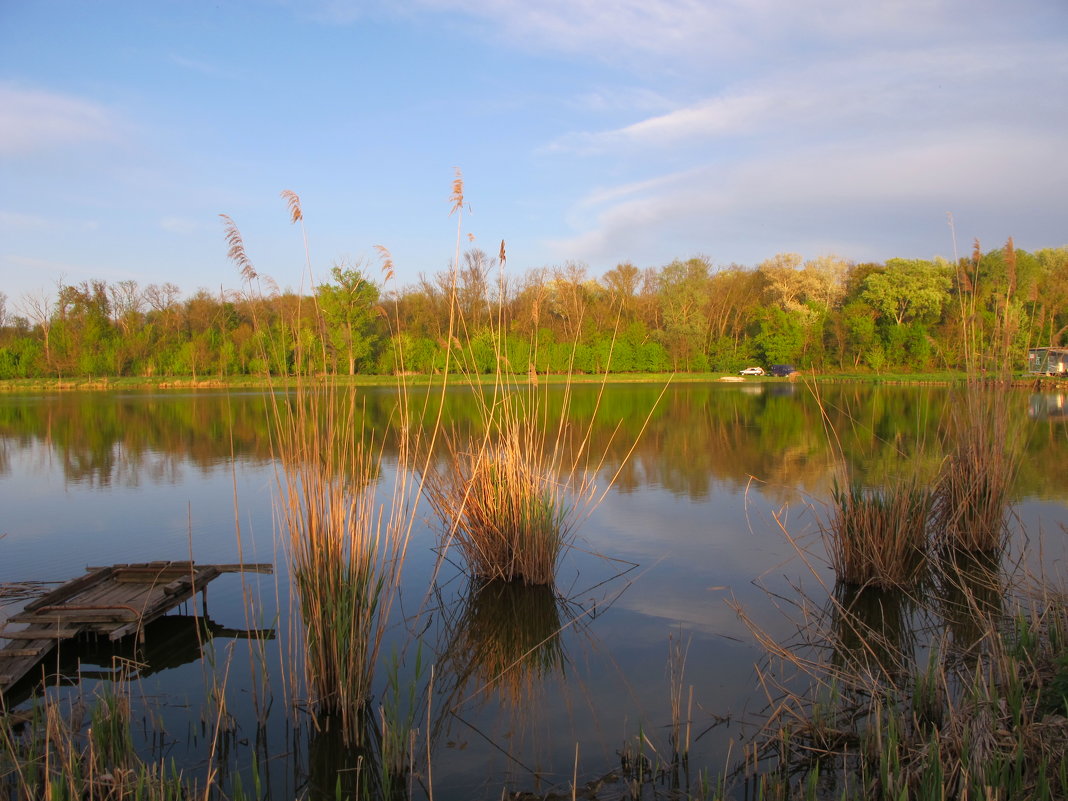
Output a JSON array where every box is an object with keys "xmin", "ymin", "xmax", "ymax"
[
  {"xmin": 220, "ymin": 213, "xmax": 257, "ymax": 281},
  {"xmin": 450, "ymin": 167, "xmax": 464, "ymax": 215},
  {"xmin": 281, "ymin": 189, "xmax": 303, "ymax": 223}
]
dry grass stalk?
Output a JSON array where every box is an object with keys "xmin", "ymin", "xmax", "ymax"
[{"xmin": 219, "ymin": 214, "xmax": 257, "ymax": 283}]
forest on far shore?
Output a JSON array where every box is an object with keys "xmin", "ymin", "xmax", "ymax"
[{"xmin": 1, "ymin": 238, "xmax": 1065, "ymax": 380}]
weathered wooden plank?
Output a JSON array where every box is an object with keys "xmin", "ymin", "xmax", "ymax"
[
  {"xmin": 2, "ymin": 561, "xmax": 274, "ymax": 695},
  {"xmin": 10, "ymin": 604, "xmax": 141, "ymax": 624},
  {"xmin": 10, "ymin": 612, "xmax": 137, "ymax": 625},
  {"xmin": 22, "ymin": 567, "xmax": 114, "ymax": 612},
  {"xmin": 87, "ymin": 562, "xmax": 272, "ymax": 574},
  {"xmin": 7, "ymin": 629, "xmax": 82, "ymax": 639}
]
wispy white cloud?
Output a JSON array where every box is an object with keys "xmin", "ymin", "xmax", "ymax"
[
  {"xmin": 550, "ymin": 42, "xmax": 1068, "ymax": 155},
  {"xmin": 167, "ymin": 53, "xmax": 229, "ymax": 77},
  {"xmin": 369, "ymin": 0, "xmax": 1064, "ymax": 67},
  {"xmin": 160, "ymin": 217, "xmax": 203, "ymax": 234},
  {"xmin": 550, "ymin": 126, "xmax": 1067, "ymax": 267},
  {"xmin": 0, "ymin": 83, "xmax": 121, "ymax": 156},
  {"xmin": 0, "ymin": 211, "xmax": 50, "ymax": 230}
]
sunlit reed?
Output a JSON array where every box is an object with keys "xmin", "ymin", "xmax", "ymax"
[{"xmin": 823, "ymin": 478, "xmax": 932, "ymax": 589}]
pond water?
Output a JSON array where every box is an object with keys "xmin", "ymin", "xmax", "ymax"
[{"xmin": 1, "ymin": 382, "xmax": 1066, "ymax": 799}]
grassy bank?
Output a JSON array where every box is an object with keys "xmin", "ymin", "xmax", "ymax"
[{"xmin": 0, "ymin": 370, "xmax": 994, "ymax": 394}]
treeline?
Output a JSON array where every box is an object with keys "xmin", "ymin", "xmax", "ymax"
[{"xmin": 1, "ymin": 240, "xmax": 1066, "ymax": 379}]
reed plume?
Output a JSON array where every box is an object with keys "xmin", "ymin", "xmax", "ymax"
[{"xmin": 219, "ymin": 214, "xmax": 256, "ymax": 282}]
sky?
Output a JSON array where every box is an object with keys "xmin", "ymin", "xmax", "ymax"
[{"xmin": 1, "ymin": 0, "xmax": 1066, "ymax": 306}]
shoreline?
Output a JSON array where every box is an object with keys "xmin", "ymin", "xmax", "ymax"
[{"xmin": 0, "ymin": 371, "xmax": 1061, "ymax": 393}]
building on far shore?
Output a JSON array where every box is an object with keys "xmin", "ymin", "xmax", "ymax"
[{"xmin": 1027, "ymin": 347, "xmax": 1068, "ymax": 375}]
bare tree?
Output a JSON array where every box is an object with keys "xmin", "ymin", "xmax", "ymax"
[
  {"xmin": 108, "ymin": 280, "xmax": 145, "ymax": 337},
  {"xmin": 18, "ymin": 288, "xmax": 56, "ymax": 367}
]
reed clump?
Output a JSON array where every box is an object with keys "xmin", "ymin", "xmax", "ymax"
[
  {"xmin": 823, "ymin": 478, "xmax": 932, "ymax": 589},
  {"xmin": 421, "ymin": 170, "xmax": 657, "ymax": 588},
  {"xmin": 423, "ymin": 391, "xmax": 588, "ymax": 586},
  {"xmin": 931, "ymin": 384, "xmax": 1022, "ymax": 554},
  {"xmin": 223, "ymin": 191, "xmax": 421, "ymax": 744},
  {"xmin": 738, "ymin": 556, "xmax": 1068, "ymax": 801},
  {"xmin": 272, "ymin": 381, "xmax": 415, "ymax": 741}
]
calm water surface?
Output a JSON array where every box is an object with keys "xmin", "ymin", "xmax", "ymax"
[{"xmin": 1, "ymin": 383, "xmax": 1066, "ymax": 798}]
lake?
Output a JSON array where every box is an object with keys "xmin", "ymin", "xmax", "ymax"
[{"xmin": 1, "ymin": 382, "xmax": 1066, "ymax": 799}]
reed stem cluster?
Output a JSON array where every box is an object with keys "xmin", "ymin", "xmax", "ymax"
[
  {"xmin": 271, "ymin": 384, "xmax": 414, "ymax": 739},
  {"xmin": 823, "ymin": 383, "xmax": 1023, "ymax": 589}
]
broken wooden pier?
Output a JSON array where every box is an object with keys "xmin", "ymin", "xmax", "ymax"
[{"xmin": 0, "ymin": 560, "xmax": 272, "ymax": 696}]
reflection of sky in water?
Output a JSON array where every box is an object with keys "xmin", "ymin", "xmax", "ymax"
[{"xmin": 1, "ymin": 387, "xmax": 1067, "ymax": 798}]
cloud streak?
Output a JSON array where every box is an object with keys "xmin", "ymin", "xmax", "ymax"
[
  {"xmin": 552, "ymin": 126, "xmax": 1067, "ymax": 267},
  {"xmin": 0, "ymin": 83, "xmax": 120, "ymax": 156},
  {"xmin": 550, "ymin": 42, "xmax": 1068, "ymax": 155}
]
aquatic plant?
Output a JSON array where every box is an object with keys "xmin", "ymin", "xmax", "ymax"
[
  {"xmin": 736, "ymin": 544, "xmax": 1068, "ymax": 801},
  {"xmin": 931, "ymin": 384, "xmax": 1022, "ymax": 554},
  {"xmin": 0, "ymin": 679, "xmax": 193, "ymax": 800},
  {"xmin": 822, "ymin": 477, "xmax": 932, "ymax": 589},
  {"xmin": 423, "ymin": 390, "xmax": 594, "ymax": 585}
]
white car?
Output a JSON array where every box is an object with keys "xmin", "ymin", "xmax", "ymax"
[{"xmin": 739, "ymin": 366, "xmax": 765, "ymax": 376}]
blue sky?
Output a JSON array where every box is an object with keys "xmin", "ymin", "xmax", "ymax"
[{"xmin": 2, "ymin": 0, "xmax": 1066, "ymax": 305}]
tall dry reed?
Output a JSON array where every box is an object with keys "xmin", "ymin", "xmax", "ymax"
[
  {"xmin": 271, "ymin": 385, "xmax": 415, "ymax": 737},
  {"xmin": 224, "ymin": 194, "xmax": 419, "ymax": 744},
  {"xmin": 422, "ymin": 170, "xmax": 661, "ymax": 588}
]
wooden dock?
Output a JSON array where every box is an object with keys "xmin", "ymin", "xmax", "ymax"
[{"xmin": 0, "ymin": 561, "xmax": 272, "ymax": 696}]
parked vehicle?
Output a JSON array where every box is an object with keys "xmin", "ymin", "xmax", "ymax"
[
  {"xmin": 768, "ymin": 364, "xmax": 796, "ymax": 377},
  {"xmin": 739, "ymin": 366, "xmax": 765, "ymax": 376}
]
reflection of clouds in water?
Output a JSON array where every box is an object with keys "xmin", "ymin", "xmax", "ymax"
[{"xmin": 576, "ymin": 481, "xmax": 832, "ymax": 646}]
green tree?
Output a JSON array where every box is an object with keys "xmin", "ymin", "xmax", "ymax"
[
  {"xmin": 657, "ymin": 257, "xmax": 711, "ymax": 371},
  {"xmin": 861, "ymin": 258, "xmax": 951, "ymax": 327},
  {"xmin": 317, "ymin": 264, "xmax": 380, "ymax": 375},
  {"xmin": 755, "ymin": 307, "xmax": 805, "ymax": 365}
]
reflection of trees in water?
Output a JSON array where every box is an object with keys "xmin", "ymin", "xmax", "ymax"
[
  {"xmin": 1, "ymin": 385, "xmax": 1066, "ymax": 501},
  {"xmin": 0, "ymin": 392, "xmax": 276, "ymax": 486}
]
